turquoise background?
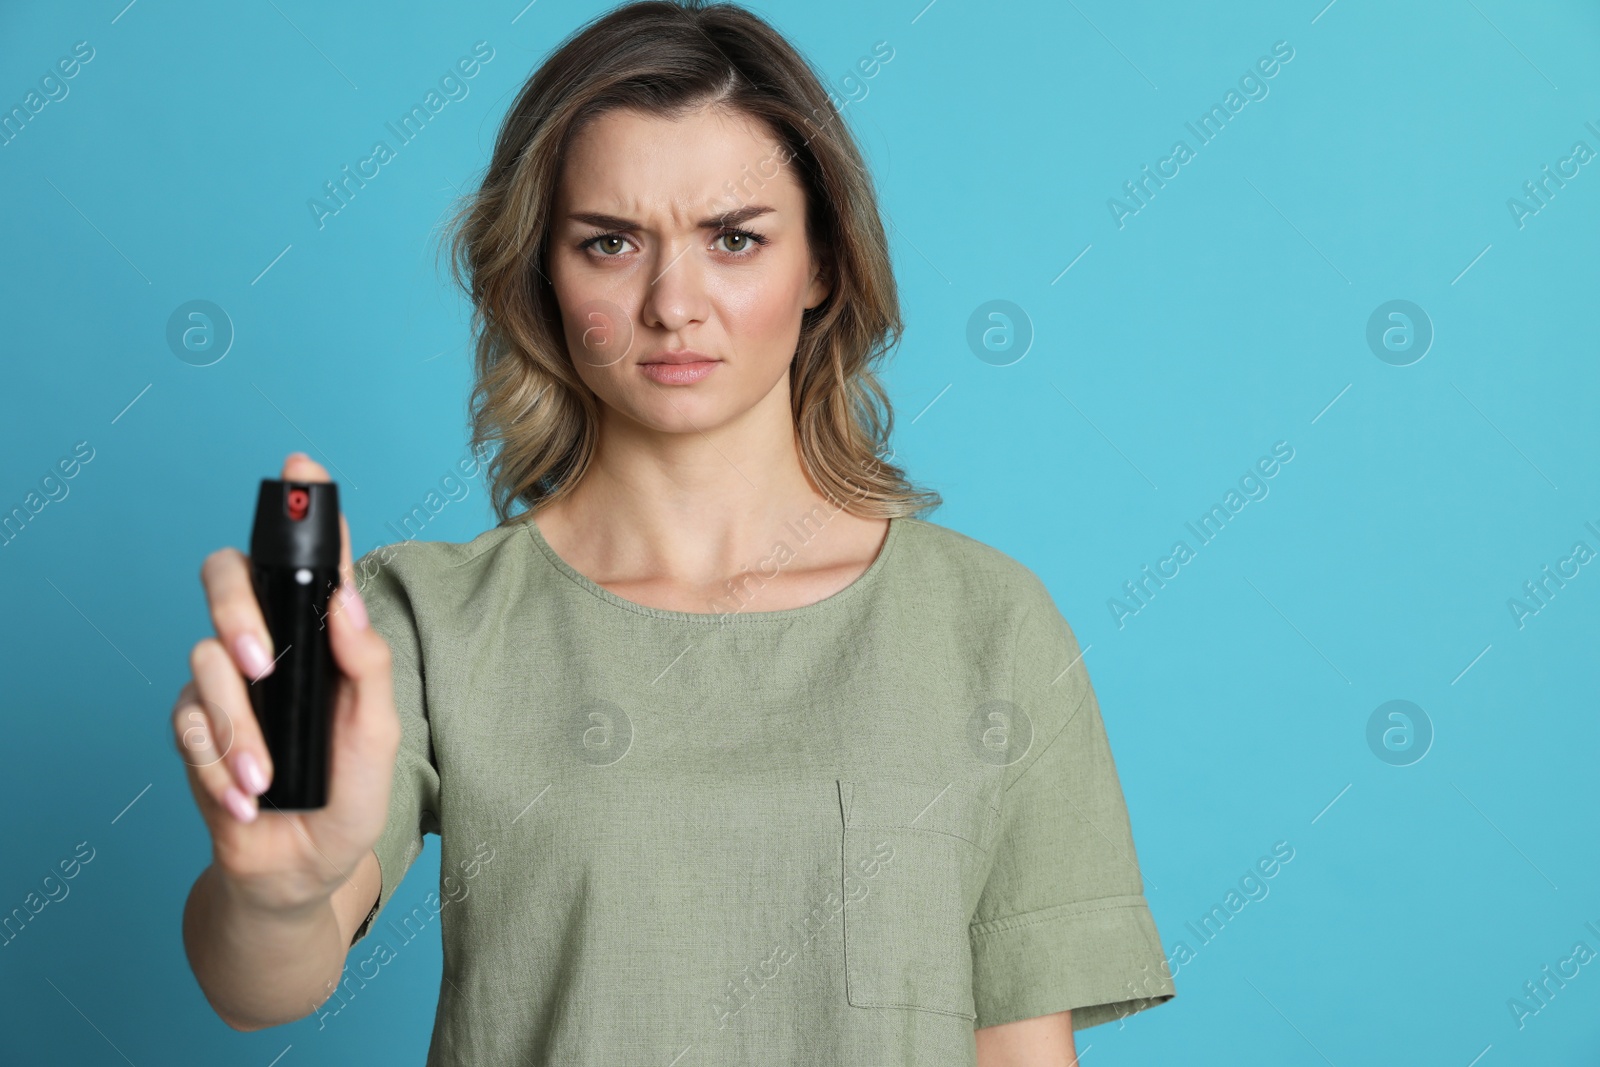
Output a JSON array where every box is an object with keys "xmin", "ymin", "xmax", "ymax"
[{"xmin": 3, "ymin": 0, "xmax": 1598, "ymax": 1063}]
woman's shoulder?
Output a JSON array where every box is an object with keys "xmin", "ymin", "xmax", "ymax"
[
  {"xmin": 893, "ymin": 516, "xmax": 1060, "ymax": 616},
  {"xmin": 348, "ymin": 522, "xmax": 539, "ymax": 662},
  {"xmin": 898, "ymin": 519, "xmax": 1091, "ymax": 709},
  {"xmin": 352, "ymin": 521, "xmax": 533, "ymax": 605}
]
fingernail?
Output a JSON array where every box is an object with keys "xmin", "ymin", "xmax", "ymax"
[
  {"xmin": 340, "ymin": 581, "xmax": 369, "ymax": 630},
  {"xmin": 222, "ymin": 785, "xmax": 258, "ymax": 823},
  {"xmin": 233, "ymin": 750, "xmax": 269, "ymax": 796},
  {"xmin": 235, "ymin": 632, "xmax": 274, "ymax": 678}
]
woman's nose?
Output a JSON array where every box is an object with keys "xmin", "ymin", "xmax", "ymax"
[{"xmin": 641, "ymin": 241, "xmax": 710, "ymax": 331}]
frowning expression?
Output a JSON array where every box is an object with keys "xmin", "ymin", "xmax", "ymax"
[{"xmin": 547, "ymin": 104, "xmax": 830, "ymax": 433}]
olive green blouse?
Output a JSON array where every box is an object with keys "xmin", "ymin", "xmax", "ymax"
[{"xmin": 348, "ymin": 513, "xmax": 1175, "ymax": 1064}]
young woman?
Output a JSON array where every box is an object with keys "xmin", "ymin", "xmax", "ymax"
[{"xmin": 176, "ymin": 2, "xmax": 1175, "ymax": 1063}]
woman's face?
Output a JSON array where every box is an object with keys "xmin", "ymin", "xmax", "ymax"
[{"xmin": 547, "ymin": 105, "xmax": 830, "ymax": 435}]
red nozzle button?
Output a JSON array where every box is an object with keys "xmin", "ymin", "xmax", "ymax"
[{"xmin": 287, "ymin": 487, "xmax": 310, "ymax": 521}]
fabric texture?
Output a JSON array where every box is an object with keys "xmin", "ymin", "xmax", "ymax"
[{"xmin": 347, "ymin": 513, "xmax": 1175, "ymax": 1064}]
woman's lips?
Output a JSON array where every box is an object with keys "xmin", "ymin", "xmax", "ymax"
[{"xmin": 639, "ymin": 360, "xmax": 718, "ymax": 384}]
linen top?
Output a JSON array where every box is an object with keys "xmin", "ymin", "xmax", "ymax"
[{"xmin": 347, "ymin": 513, "xmax": 1175, "ymax": 1064}]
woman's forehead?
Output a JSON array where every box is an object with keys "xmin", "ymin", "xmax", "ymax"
[{"xmin": 557, "ymin": 107, "xmax": 803, "ymax": 219}]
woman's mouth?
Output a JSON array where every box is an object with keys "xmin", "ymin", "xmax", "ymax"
[
  {"xmin": 640, "ymin": 361, "xmax": 717, "ymax": 384},
  {"xmin": 638, "ymin": 355, "xmax": 719, "ymax": 384}
]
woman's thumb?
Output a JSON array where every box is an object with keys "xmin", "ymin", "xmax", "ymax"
[{"xmin": 327, "ymin": 579, "xmax": 394, "ymax": 705}]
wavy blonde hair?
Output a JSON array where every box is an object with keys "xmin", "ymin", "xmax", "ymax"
[{"xmin": 439, "ymin": 0, "xmax": 941, "ymax": 525}]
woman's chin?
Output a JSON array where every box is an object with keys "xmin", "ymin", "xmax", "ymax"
[{"xmin": 613, "ymin": 393, "xmax": 742, "ymax": 435}]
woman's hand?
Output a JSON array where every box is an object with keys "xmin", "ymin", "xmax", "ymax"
[{"xmin": 172, "ymin": 452, "xmax": 402, "ymax": 917}]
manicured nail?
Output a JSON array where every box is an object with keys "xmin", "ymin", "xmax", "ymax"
[
  {"xmin": 340, "ymin": 582, "xmax": 369, "ymax": 630},
  {"xmin": 222, "ymin": 785, "xmax": 258, "ymax": 823},
  {"xmin": 235, "ymin": 632, "xmax": 274, "ymax": 679},
  {"xmin": 233, "ymin": 750, "xmax": 269, "ymax": 796}
]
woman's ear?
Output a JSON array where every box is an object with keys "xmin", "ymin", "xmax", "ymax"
[{"xmin": 804, "ymin": 255, "xmax": 833, "ymax": 311}]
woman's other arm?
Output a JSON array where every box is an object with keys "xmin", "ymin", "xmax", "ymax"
[{"xmin": 975, "ymin": 1009, "xmax": 1076, "ymax": 1067}]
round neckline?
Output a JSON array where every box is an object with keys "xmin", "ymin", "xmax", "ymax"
[{"xmin": 521, "ymin": 513, "xmax": 902, "ymax": 624}]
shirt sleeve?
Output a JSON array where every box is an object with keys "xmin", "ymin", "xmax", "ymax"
[
  {"xmin": 349, "ymin": 545, "xmax": 442, "ymax": 947},
  {"xmin": 968, "ymin": 574, "xmax": 1176, "ymax": 1031}
]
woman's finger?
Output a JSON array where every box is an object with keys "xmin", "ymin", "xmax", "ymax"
[
  {"xmin": 200, "ymin": 546, "xmax": 278, "ymax": 686},
  {"xmin": 322, "ymin": 575, "xmax": 402, "ymax": 813},
  {"xmin": 171, "ymin": 663, "xmax": 257, "ymax": 825},
  {"xmin": 186, "ymin": 637, "xmax": 275, "ymax": 820}
]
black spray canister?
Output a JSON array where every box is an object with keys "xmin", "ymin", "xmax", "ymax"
[{"xmin": 248, "ymin": 479, "xmax": 341, "ymax": 810}]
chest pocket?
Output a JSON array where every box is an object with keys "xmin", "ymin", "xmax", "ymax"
[{"xmin": 836, "ymin": 778, "xmax": 1003, "ymax": 1020}]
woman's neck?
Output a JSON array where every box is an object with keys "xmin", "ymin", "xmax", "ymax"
[{"xmin": 529, "ymin": 422, "xmax": 888, "ymax": 615}]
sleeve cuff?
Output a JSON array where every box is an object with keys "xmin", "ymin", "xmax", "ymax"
[{"xmin": 969, "ymin": 893, "xmax": 1176, "ymax": 1030}]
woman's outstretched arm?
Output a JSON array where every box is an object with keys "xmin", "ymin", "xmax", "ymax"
[
  {"xmin": 182, "ymin": 849, "xmax": 381, "ymax": 1030},
  {"xmin": 174, "ymin": 453, "xmax": 402, "ymax": 1030}
]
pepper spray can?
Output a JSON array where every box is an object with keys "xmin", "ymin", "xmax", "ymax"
[{"xmin": 248, "ymin": 478, "xmax": 341, "ymax": 810}]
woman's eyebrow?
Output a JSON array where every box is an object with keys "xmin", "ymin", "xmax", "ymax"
[{"xmin": 566, "ymin": 205, "xmax": 777, "ymax": 230}]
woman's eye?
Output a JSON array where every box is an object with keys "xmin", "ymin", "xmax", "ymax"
[
  {"xmin": 716, "ymin": 229, "xmax": 767, "ymax": 255},
  {"xmin": 587, "ymin": 235, "xmax": 630, "ymax": 256}
]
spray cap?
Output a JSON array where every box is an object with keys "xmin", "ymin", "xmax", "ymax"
[{"xmin": 250, "ymin": 479, "xmax": 341, "ymax": 569}]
